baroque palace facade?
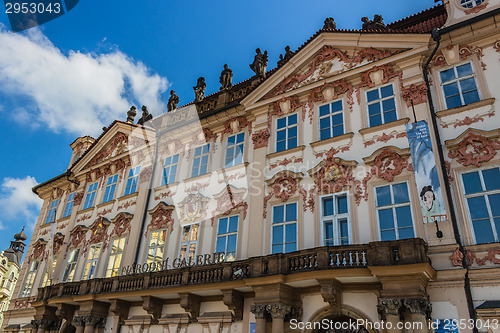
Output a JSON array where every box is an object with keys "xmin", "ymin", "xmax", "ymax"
[{"xmin": 4, "ymin": 1, "xmax": 500, "ymax": 332}]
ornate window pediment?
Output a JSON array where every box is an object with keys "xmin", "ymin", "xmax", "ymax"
[
  {"xmin": 69, "ymin": 225, "xmax": 89, "ymax": 249},
  {"xmin": 446, "ymin": 128, "xmax": 500, "ymax": 167},
  {"xmin": 147, "ymin": 202, "xmax": 175, "ymax": 234},
  {"xmin": 177, "ymin": 192, "xmax": 210, "ymax": 224},
  {"xmin": 111, "ymin": 212, "xmax": 133, "ymax": 238},
  {"xmin": 88, "ymin": 217, "xmax": 111, "ymax": 248},
  {"xmin": 210, "ymin": 185, "xmax": 248, "ymax": 225},
  {"xmin": 363, "ymin": 146, "xmax": 411, "ymax": 182},
  {"xmin": 308, "ymin": 157, "xmax": 358, "ymax": 194},
  {"xmin": 31, "ymin": 238, "xmax": 48, "ymax": 260}
]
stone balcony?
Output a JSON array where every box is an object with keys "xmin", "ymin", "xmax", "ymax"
[{"xmin": 36, "ymin": 238, "xmax": 429, "ymax": 302}]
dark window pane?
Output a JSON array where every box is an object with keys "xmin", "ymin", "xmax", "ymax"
[
  {"xmin": 381, "ymin": 85, "xmax": 394, "ymax": 98},
  {"xmin": 277, "ymin": 118, "xmax": 286, "ymax": 129},
  {"xmin": 319, "ymin": 105, "xmax": 330, "ymax": 117},
  {"xmin": 384, "ymin": 110, "xmax": 397, "ymax": 123},
  {"xmin": 273, "ymin": 225, "xmax": 283, "ymax": 244},
  {"xmin": 393, "ymin": 183, "xmax": 409, "ymax": 204},
  {"xmin": 443, "ymin": 82, "xmax": 460, "ymax": 97},
  {"xmin": 332, "ymin": 113, "xmax": 343, "ymax": 126},
  {"xmin": 369, "ymin": 114, "xmax": 382, "ymax": 127},
  {"xmin": 463, "ymin": 90, "xmax": 480, "ymax": 105},
  {"xmin": 288, "ymin": 114, "xmax": 297, "ymax": 125},
  {"xmin": 276, "ymin": 141, "xmax": 286, "ymax": 152},
  {"xmin": 331, "ymin": 101, "xmax": 342, "ymax": 112},
  {"xmin": 468, "ymin": 196, "xmax": 490, "ymax": 220},
  {"xmin": 440, "ymin": 68, "xmax": 456, "ymax": 82},
  {"xmin": 446, "ymin": 95, "xmax": 463, "ymax": 109},
  {"xmin": 237, "ymin": 133, "xmax": 245, "ymax": 143},
  {"xmin": 379, "ymin": 208, "xmax": 395, "ymax": 230},
  {"xmin": 457, "ymin": 63, "xmax": 473, "ymax": 77},
  {"xmin": 376, "ymin": 186, "xmax": 392, "ymax": 206},
  {"xmin": 285, "ymin": 242, "xmax": 296, "ymax": 253},
  {"xmin": 218, "ymin": 218, "xmax": 227, "ymax": 234},
  {"xmin": 227, "ymin": 235, "xmax": 237, "ymax": 253},
  {"xmin": 382, "ymin": 98, "xmax": 395, "ymax": 112},
  {"xmin": 288, "ymin": 126, "xmax": 297, "ymax": 138},
  {"xmin": 339, "ymin": 219, "xmax": 349, "ymax": 238},
  {"xmin": 367, "ymin": 89, "xmax": 379, "ymax": 102},
  {"xmin": 228, "ymin": 135, "xmax": 235, "ymax": 145},
  {"xmin": 286, "ymin": 203, "xmax": 297, "ymax": 221},
  {"xmin": 229, "ymin": 216, "xmax": 238, "ymax": 233},
  {"xmin": 324, "ymin": 221, "xmax": 333, "ymax": 240},
  {"xmin": 398, "ymin": 227, "xmax": 414, "ymax": 239},
  {"xmin": 272, "ymin": 245, "xmax": 282, "ymax": 254},
  {"xmin": 337, "ymin": 195, "xmax": 348, "ymax": 214},
  {"xmin": 488, "ymin": 193, "xmax": 500, "ymax": 218},
  {"xmin": 277, "ymin": 129, "xmax": 286, "ymax": 141},
  {"xmin": 396, "ymin": 206, "xmax": 413, "ymax": 227},
  {"xmin": 288, "ymin": 137, "xmax": 297, "ymax": 149},
  {"xmin": 285, "ymin": 223, "xmax": 296, "ymax": 243},
  {"xmin": 462, "ymin": 172, "xmax": 483, "ymax": 194},
  {"xmin": 273, "ymin": 206, "xmax": 284, "ymax": 223},
  {"xmin": 216, "ymin": 237, "xmax": 226, "ymax": 253},
  {"xmin": 320, "ymin": 117, "xmax": 330, "ymax": 130},
  {"xmin": 381, "ymin": 230, "xmax": 396, "ymax": 241},
  {"xmin": 323, "ymin": 197, "xmax": 334, "ymax": 216},
  {"xmin": 368, "ymin": 103, "xmax": 381, "ymax": 116},
  {"xmin": 320, "ymin": 129, "xmax": 331, "ymax": 141},
  {"xmin": 332, "ymin": 125, "xmax": 344, "ymax": 137},
  {"xmin": 473, "ymin": 219, "xmax": 495, "ymax": 244}
]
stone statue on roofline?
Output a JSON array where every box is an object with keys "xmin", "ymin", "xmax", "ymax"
[
  {"xmin": 219, "ymin": 64, "xmax": 233, "ymax": 90},
  {"xmin": 249, "ymin": 48, "xmax": 268, "ymax": 78},
  {"xmin": 361, "ymin": 14, "xmax": 388, "ymax": 31},
  {"xmin": 278, "ymin": 45, "xmax": 294, "ymax": 66},
  {"xmin": 126, "ymin": 106, "xmax": 136, "ymax": 123},
  {"xmin": 137, "ymin": 105, "xmax": 153, "ymax": 125},
  {"xmin": 167, "ymin": 90, "xmax": 179, "ymax": 112},
  {"xmin": 193, "ymin": 77, "xmax": 206, "ymax": 102},
  {"xmin": 323, "ymin": 17, "xmax": 336, "ymax": 30}
]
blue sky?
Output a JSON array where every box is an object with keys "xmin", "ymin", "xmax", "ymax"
[{"xmin": 0, "ymin": 0, "xmax": 438, "ymax": 252}]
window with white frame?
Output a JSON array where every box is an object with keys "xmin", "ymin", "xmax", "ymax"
[
  {"xmin": 321, "ymin": 193, "xmax": 350, "ymax": 246},
  {"xmin": 162, "ymin": 155, "xmax": 179, "ymax": 185},
  {"xmin": 276, "ymin": 113, "xmax": 298, "ymax": 152},
  {"xmin": 460, "ymin": 0, "xmax": 484, "ymax": 8},
  {"xmin": 62, "ymin": 249, "xmax": 79, "ymax": 282},
  {"xmin": 83, "ymin": 182, "xmax": 98, "ymax": 210},
  {"xmin": 146, "ymin": 230, "xmax": 166, "ymax": 264},
  {"xmin": 272, "ymin": 202, "xmax": 297, "ymax": 254},
  {"xmin": 439, "ymin": 62, "xmax": 480, "ymax": 109},
  {"xmin": 319, "ymin": 100, "xmax": 344, "ymax": 141},
  {"xmin": 225, "ymin": 133, "xmax": 245, "ymax": 168},
  {"xmin": 124, "ymin": 166, "xmax": 141, "ymax": 196},
  {"xmin": 179, "ymin": 223, "xmax": 199, "ymax": 263},
  {"xmin": 462, "ymin": 167, "xmax": 500, "ymax": 244},
  {"xmin": 45, "ymin": 199, "xmax": 59, "ymax": 224},
  {"xmin": 376, "ymin": 182, "xmax": 415, "ymax": 241},
  {"xmin": 5, "ymin": 272, "xmax": 14, "ymax": 290},
  {"xmin": 216, "ymin": 215, "xmax": 238, "ymax": 261},
  {"xmin": 20, "ymin": 261, "xmax": 38, "ymax": 297},
  {"xmin": 366, "ymin": 84, "xmax": 397, "ymax": 127},
  {"xmin": 191, "ymin": 144, "xmax": 210, "ymax": 177},
  {"xmin": 106, "ymin": 237, "xmax": 125, "ymax": 277},
  {"xmin": 102, "ymin": 174, "xmax": 119, "ymax": 203},
  {"xmin": 41, "ymin": 258, "xmax": 57, "ymax": 288},
  {"xmin": 62, "ymin": 192, "xmax": 75, "ymax": 218},
  {"xmin": 83, "ymin": 243, "xmax": 102, "ymax": 280}
]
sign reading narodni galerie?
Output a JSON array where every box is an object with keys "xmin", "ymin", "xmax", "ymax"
[
  {"xmin": 121, "ymin": 252, "xmax": 233, "ymax": 276},
  {"xmin": 406, "ymin": 120, "xmax": 447, "ymax": 223}
]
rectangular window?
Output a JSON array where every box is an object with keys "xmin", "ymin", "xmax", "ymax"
[
  {"xmin": 106, "ymin": 238, "xmax": 125, "ymax": 278},
  {"xmin": 376, "ymin": 182, "xmax": 415, "ymax": 241},
  {"xmin": 276, "ymin": 114, "xmax": 298, "ymax": 152},
  {"xmin": 163, "ymin": 155, "xmax": 179, "ymax": 185},
  {"xmin": 62, "ymin": 249, "xmax": 79, "ymax": 282},
  {"xmin": 272, "ymin": 202, "xmax": 297, "ymax": 254},
  {"xmin": 45, "ymin": 199, "xmax": 59, "ymax": 224},
  {"xmin": 216, "ymin": 215, "xmax": 238, "ymax": 261},
  {"xmin": 41, "ymin": 258, "xmax": 57, "ymax": 288},
  {"xmin": 321, "ymin": 193, "xmax": 350, "ymax": 246},
  {"xmin": 440, "ymin": 62, "xmax": 480, "ymax": 109},
  {"xmin": 124, "ymin": 166, "xmax": 141, "ymax": 196},
  {"xmin": 225, "ymin": 133, "xmax": 245, "ymax": 168},
  {"xmin": 20, "ymin": 261, "xmax": 38, "ymax": 297},
  {"xmin": 191, "ymin": 144, "xmax": 210, "ymax": 177},
  {"xmin": 62, "ymin": 192, "xmax": 75, "ymax": 218},
  {"xmin": 462, "ymin": 167, "xmax": 500, "ymax": 244},
  {"xmin": 83, "ymin": 182, "xmax": 98, "ymax": 210},
  {"xmin": 146, "ymin": 230, "xmax": 166, "ymax": 264},
  {"xmin": 179, "ymin": 223, "xmax": 199, "ymax": 264},
  {"xmin": 366, "ymin": 84, "xmax": 397, "ymax": 127},
  {"xmin": 102, "ymin": 174, "xmax": 119, "ymax": 203},
  {"xmin": 83, "ymin": 243, "xmax": 102, "ymax": 280},
  {"xmin": 319, "ymin": 100, "xmax": 344, "ymax": 141}
]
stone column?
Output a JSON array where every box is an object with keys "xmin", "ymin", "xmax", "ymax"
[
  {"xmin": 250, "ymin": 305, "xmax": 267, "ymax": 333},
  {"xmin": 378, "ymin": 298, "xmax": 403, "ymax": 333},
  {"xmin": 404, "ymin": 298, "xmax": 431, "ymax": 333},
  {"xmin": 266, "ymin": 303, "xmax": 291, "ymax": 333},
  {"xmin": 83, "ymin": 315, "xmax": 105, "ymax": 333},
  {"xmin": 73, "ymin": 316, "xmax": 86, "ymax": 333}
]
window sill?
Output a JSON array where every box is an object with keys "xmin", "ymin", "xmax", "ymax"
[
  {"xmin": 359, "ymin": 118, "xmax": 410, "ymax": 136},
  {"xmin": 117, "ymin": 192, "xmax": 138, "ymax": 202},
  {"xmin": 154, "ymin": 182, "xmax": 180, "ymax": 193},
  {"xmin": 97, "ymin": 200, "xmax": 115, "ymax": 209},
  {"xmin": 216, "ymin": 162, "xmax": 249, "ymax": 177},
  {"xmin": 56, "ymin": 215, "xmax": 71, "ymax": 223},
  {"xmin": 183, "ymin": 172, "xmax": 212, "ymax": 184},
  {"xmin": 77, "ymin": 206, "xmax": 95, "ymax": 215},
  {"xmin": 436, "ymin": 98, "xmax": 495, "ymax": 118},
  {"xmin": 310, "ymin": 132, "xmax": 354, "ymax": 149},
  {"xmin": 267, "ymin": 145, "xmax": 306, "ymax": 160}
]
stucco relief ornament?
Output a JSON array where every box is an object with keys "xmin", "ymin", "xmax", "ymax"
[
  {"xmin": 449, "ymin": 248, "xmax": 464, "ymax": 267},
  {"xmin": 53, "ymin": 233, "xmax": 65, "ymax": 254},
  {"xmin": 86, "ymin": 132, "xmax": 128, "ymax": 168},
  {"xmin": 251, "ymin": 129, "xmax": 270, "ymax": 149},
  {"xmin": 147, "ymin": 202, "xmax": 175, "ymax": 234},
  {"xmin": 178, "ymin": 193, "xmax": 208, "ymax": 224},
  {"xmin": 221, "ymin": 116, "xmax": 251, "ymax": 142},
  {"xmin": 448, "ymin": 132, "xmax": 500, "ymax": 167},
  {"xmin": 68, "ymin": 225, "xmax": 89, "ymax": 249},
  {"xmin": 139, "ymin": 165, "xmax": 153, "ymax": 184},
  {"xmin": 371, "ymin": 149, "xmax": 408, "ymax": 182},
  {"xmin": 111, "ymin": 212, "xmax": 133, "ymax": 237},
  {"xmin": 263, "ymin": 172, "xmax": 303, "ymax": 218},
  {"xmin": 87, "ymin": 217, "xmax": 110, "ymax": 251},
  {"xmin": 402, "ymin": 83, "xmax": 428, "ymax": 107},
  {"xmin": 210, "ymin": 185, "xmax": 248, "ymax": 225},
  {"xmin": 31, "ymin": 238, "xmax": 47, "ymax": 260}
]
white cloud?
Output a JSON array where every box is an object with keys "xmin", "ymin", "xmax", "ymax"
[
  {"xmin": 0, "ymin": 26, "xmax": 168, "ymax": 136},
  {"xmin": 0, "ymin": 176, "xmax": 42, "ymax": 231}
]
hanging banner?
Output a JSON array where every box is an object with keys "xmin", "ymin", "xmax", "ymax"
[{"xmin": 406, "ymin": 120, "xmax": 447, "ymax": 223}]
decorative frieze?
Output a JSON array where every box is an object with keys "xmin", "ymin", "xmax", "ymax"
[
  {"xmin": 251, "ymin": 129, "xmax": 270, "ymax": 149},
  {"xmin": 401, "ymin": 83, "xmax": 428, "ymax": 107},
  {"xmin": 450, "ymin": 247, "xmax": 500, "ymax": 267},
  {"xmin": 111, "ymin": 212, "xmax": 133, "ymax": 237},
  {"xmin": 147, "ymin": 202, "xmax": 175, "ymax": 234}
]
